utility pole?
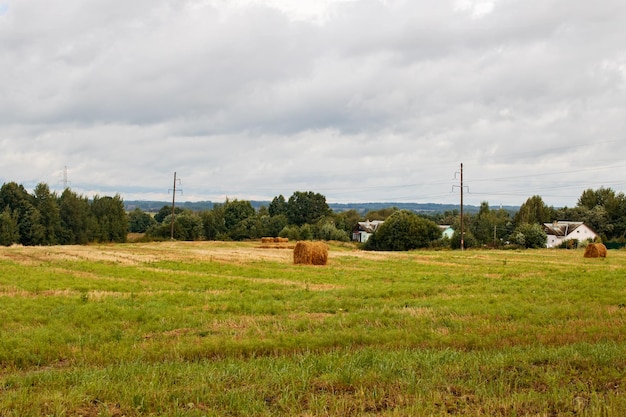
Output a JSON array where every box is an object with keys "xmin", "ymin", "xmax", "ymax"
[
  {"xmin": 461, "ymin": 162, "xmax": 465, "ymax": 250},
  {"xmin": 169, "ymin": 172, "xmax": 182, "ymax": 240},
  {"xmin": 452, "ymin": 163, "xmax": 469, "ymax": 250}
]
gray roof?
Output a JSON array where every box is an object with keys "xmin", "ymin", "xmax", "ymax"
[{"xmin": 543, "ymin": 221, "xmax": 586, "ymax": 237}]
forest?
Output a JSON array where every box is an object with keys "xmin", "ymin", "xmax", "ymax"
[{"xmin": 2, "ymin": 181, "xmax": 625, "ymax": 250}]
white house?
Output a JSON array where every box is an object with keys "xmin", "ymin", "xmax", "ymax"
[
  {"xmin": 352, "ymin": 220, "xmax": 384, "ymax": 243},
  {"xmin": 543, "ymin": 221, "xmax": 598, "ymax": 248},
  {"xmin": 439, "ymin": 225, "xmax": 454, "ymax": 239}
]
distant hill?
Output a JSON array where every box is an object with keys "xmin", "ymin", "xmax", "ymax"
[{"xmin": 125, "ymin": 200, "xmax": 519, "ymax": 215}]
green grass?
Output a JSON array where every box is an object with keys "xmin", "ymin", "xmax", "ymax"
[{"xmin": 0, "ymin": 242, "xmax": 625, "ymax": 416}]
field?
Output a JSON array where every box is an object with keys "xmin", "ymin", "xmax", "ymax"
[{"xmin": 0, "ymin": 241, "xmax": 625, "ymax": 416}]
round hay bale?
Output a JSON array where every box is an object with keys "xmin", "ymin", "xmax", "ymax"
[
  {"xmin": 584, "ymin": 243, "xmax": 607, "ymax": 258},
  {"xmin": 261, "ymin": 237, "xmax": 273, "ymax": 244},
  {"xmin": 293, "ymin": 241, "xmax": 328, "ymax": 265},
  {"xmin": 310, "ymin": 242, "xmax": 328, "ymax": 265}
]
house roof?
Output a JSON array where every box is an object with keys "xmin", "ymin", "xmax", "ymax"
[
  {"xmin": 355, "ymin": 220, "xmax": 384, "ymax": 233},
  {"xmin": 543, "ymin": 221, "xmax": 587, "ymax": 237}
]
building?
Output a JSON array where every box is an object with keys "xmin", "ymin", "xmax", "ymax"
[
  {"xmin": 352, "ymin": 220, "xmax": 384, "ymax": 243},
  {"xmin": 439, "ymin": 225, "xmax": 454, "ymax": 239},
  {"xmin": 543, "ymin": 221, "xmax": 598, "ymax": 248}
]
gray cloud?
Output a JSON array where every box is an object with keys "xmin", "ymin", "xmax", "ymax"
[{"xmin": 1, "ymin": 0, "xmax": 625, "ymax": 207}]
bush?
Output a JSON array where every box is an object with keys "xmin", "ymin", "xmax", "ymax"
[
  {"xmin": 510, "ymin": 223, "xmax": 547, "ymax": 249},
  {"xmin": 363, "ymin": 210, "xmax": 441, "ymax": 251}
]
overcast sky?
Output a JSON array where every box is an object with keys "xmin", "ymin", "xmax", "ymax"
[{"xmin": 1, "ymin": 0, "xmax": 625, "ymax": 207}]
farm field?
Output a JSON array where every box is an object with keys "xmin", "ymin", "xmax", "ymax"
[{"xmin": 0, "ymin": 241, "xmax": 625, "ymax": 416}]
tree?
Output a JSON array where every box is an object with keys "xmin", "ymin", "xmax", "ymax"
[
  {"xmin": 471, "ymin": 202, "xmax": 512, "ymax": 247},
  {"xmin": 0, "ymin": 206, "xmax": 19, "ymax": 246},
  {"xmin": 511, "ymin": 223, "xmax": 547, "ymax": 248},
  {"xmin": 91, "ymin": 195, "xmax": 128, "ymax": 242},
  {"xmin": 268, "ymin": 195, "xmax": 288, "ymax": 217},
  {"xmin": 314, "ymin": 217, "xmax": 349, "ymax": 241},
  {"xmin": 201, "ymin": 206, "xmax": 226, "ymax": 240},
  {"xmin": 0, "ymin": 182, "xmax": 42, "ymax": 245},
  {"xmin": 34, "ymin": 183, "xmax": 61, "ymax": 245},
  {"xmin": 333, "ymin": 209, "xmax": 361, "ymax": 235},
  {"xmin": 128, "ymin": 208, "xmax": 156, "ymax": 233},
  {"xmin": 364, "ymin": 210, "xmax": 441, "ymax": 251},
  {"xmin": 223, "ymin": 199, "xmax": 255, "ymax": 231},
  {"xmin": 514, "ymin": 195, "xmax": 554, "ymax": 226},
  {"xmin": 59, "ymin": 188, "xmax": 95, "ymax": 244},
  {"xmin": 154, "ymin": 205, "xmax": 184, "ymax": 224},
  {"xmin": 286, "ymin": 191, "xmax": 331, "ymax": 226},
  {"xmin": 363, "ymin": 207, "xmax": 398, "ymax": 221}
]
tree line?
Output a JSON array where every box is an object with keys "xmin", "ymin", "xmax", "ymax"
[
  {"xmin": 2, "ymin": 180, "xmax": 624, "ymax": 250},
  {"xmin": 0, "ymin": 182, "xmax": 127, "ymax": 246}
]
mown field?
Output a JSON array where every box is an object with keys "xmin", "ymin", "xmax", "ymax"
[{"xmin": 0, "ymin": 241, "xmax": 624, "ymax": 416}]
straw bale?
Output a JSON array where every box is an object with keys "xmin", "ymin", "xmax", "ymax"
[
  {"xmin": 275, "ymin": 237, "xmax": 289, "ymax": 243},
  {"xmin": 584, "ymin": 243, "xmax": 607, "ymax": 258},
  {"xmin": 293, "ymin": 241, "xmax": 328, "ymax": 265},
  {"xmin": 261, "ymin": 237, "xmax": 274, "ymax": 244}
]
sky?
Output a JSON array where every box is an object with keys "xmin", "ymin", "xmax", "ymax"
[{"xmin": 1, "ymin": 0, "xmax": 625, "ymax": 208}]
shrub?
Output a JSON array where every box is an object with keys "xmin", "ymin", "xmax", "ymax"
[{"xmin": 363, "ymin": 210, "xmax": 441, "ymax": 251}]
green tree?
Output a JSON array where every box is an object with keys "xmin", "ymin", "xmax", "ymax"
[
  {"xmin": 0, "ymin": 206, "xmax": 19, "ymax": 246},
  {"xmin": 471, "ymin": 202, "xmax": 512, "ymax": 247},
  {"xmin": 333, "ymin": 209, "xmax": 361, "ymax": 235},
  {"xmin": 268, "ymin": 195, "xmax": 288, "ymax": 217},
  {"xmin": 91, "ymin": 195, "xmax": 128, "ymax": 242},
  {"xmin": 363, "ymin": 207, "xmax": 398, "ymax": 221},
  {"xmin": 0, "ymin": 182, "xmax": 43, "ymax": 245},
  {"xmin": 511, "ymin": 223, "xmax": 547, "ymax": 248},
  {"xmin": 450, "ymin": 228, "xmax": 478, "ymax": 249},
  {"xmin": 34, "ymin": 183, "xmax": 61, "ymax": 245},
  {"xmin": 128, "ymin": 208, "xmax": 156, "ymax": 233},
  {"xmin": 223, "ymin": 199, "xmax": 255, "ymax": 231},
  {"xmin": 262, "ymin": 214, "xmax": 288, "ymax": 237},
  {"xmin": 314, "ymin": 217, "xmax": 349, "ymax": 241},
  {"xmin": 286, "ymin": 191, "xmax": 331, "ymax": 226},
  {"xmin": 59, "ymin": 188, "xmax": 95, "ymax": 244},
  {"xmin": 514, "ymin": 195, "xmax": 553, "ymax": 226},
  {"xmin": 364, "ymin": 210, "xmax": 441, "ymax": 251},
  {"xmin": 154, "ymin": 205, "xmax": 184, "ymax": 224},
  {"xmin": 201, "ymin": 205, "xmax": 227, "ymax": 240}
]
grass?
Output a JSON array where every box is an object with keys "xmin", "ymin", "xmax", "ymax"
[{"xmin": 0, "ymin": 241, "xmax": 625, "ymax": 416}]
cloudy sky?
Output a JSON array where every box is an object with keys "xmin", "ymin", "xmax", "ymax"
[{"xmin": 1, "ymin": 0, "xmax": 625, "ymax": 207}]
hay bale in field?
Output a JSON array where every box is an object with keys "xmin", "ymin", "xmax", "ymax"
[
  {"xmin": 274, "ymin": 237, "xmax": 289, "ymax": 243},
  {"xmin": 261, "ymin": 237, "xmax": 274, "ymax": 244},
  {"xmin": 584, "ymin": 243, "xmax": 607, "ymax": 258},
  {"xmin": 293, "ymin": 241, "xmax": 328, "ymax": 265}
]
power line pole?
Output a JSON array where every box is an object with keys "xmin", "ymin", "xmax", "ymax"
[
  {"xmin": 453, "ymin": 163, "xmax": 469, "ymax": 250},
  {"xmin": 58, "ymin": 166, "xmax": 71, "ymax": 189},
  {"xmin": 169, "ymin": 172, "xmax": 182, "ymax": 240}
]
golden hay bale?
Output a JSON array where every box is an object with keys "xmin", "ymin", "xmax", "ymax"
[
  {"xmin": 584, "ymin": 243, "xmax": 607, "ymax": 258},
  {"xmin": 293, "ymin": 241, "xmax": 328, "ymax": 265},
  {"xmin": 275, "ymin": 237, "xmax": 289, "ymax": 243},
  {"xmin": 261, "ymin": 237, "xmax": 274, "ymax": 244}
]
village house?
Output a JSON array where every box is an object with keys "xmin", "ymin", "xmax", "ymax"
[
  {"xmin": 439, "ymin": 225, "xmax": 454, "ymax": 239},
  {"xmin": 352, "ymin": 220, "xmax": 384, "ymax": 243},
  {"xmin": 543, "ymin": 221, "xmax": 598, "ymax": 248}
]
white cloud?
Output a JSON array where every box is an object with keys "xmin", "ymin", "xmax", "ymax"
[{"xmin": 1, "ymin": 0, "xmax": 626, "ymax": 207}]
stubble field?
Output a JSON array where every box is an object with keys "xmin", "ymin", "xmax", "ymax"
[{"xmin": 0, "ymin": 241, "xmax": 625, "ymax": 416}]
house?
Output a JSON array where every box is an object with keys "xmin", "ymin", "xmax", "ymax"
[
  {"xmin": 543, "ymin": 221, "xmax": 598, "ymax": 248},
  {"xmin": 352, "ymin": 220, "xmax": 384, "ymax": 243},
  {"xmin": 439, "ymin": 225, "xmax": 454, "ymax": 239}
]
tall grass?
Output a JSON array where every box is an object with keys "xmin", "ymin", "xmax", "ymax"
[{"xmin": 0, "ymin": 242, "xmax": 624, "ymax": 416}]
